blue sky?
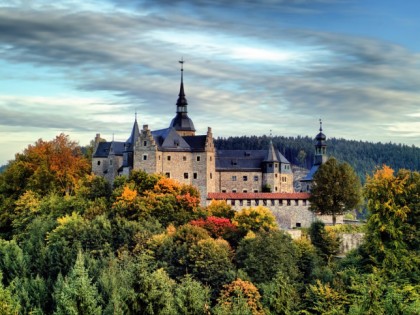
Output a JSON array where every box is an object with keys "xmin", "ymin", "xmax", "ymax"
[{"xmin": 1, "ymin": 0, "xmax": 420, "ymax": 165}]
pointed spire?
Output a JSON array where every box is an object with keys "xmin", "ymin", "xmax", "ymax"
[
  {"xmin": 176, "ymin": 58, "xmax": 188, "ymax": 108},
  {"xmin": 264, "ymin": 138, "xmax": 279, "ymax": 162}
]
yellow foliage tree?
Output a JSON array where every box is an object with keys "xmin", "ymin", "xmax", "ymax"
[{"xmin": 233, "ymin": 206, "xmax": 278, "ymax": 233}]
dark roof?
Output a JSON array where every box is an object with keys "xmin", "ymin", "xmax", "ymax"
[
  {"xmin": 301, "ymin": 165, "xmax": 319, "ymax": 182},
  {"xmin": 263, "ymin": 140, "xmax": 279, "ymax": 162},
  {"xmin": 208, "ymin": 192, "xmax": 310, "ymax": 200},
  {"xmin": 151, "ymin": 128, "xmax": 206, "ymax": 151},
  {"xmin": 216, "ymin": 149, "xmax": 290, "ymax": 171},
  {"xmin": 170, "ymin": 113, "xmax": 196, "ymax": 132},
  {"xmin": 125, "ymin": 120, "xmax": 140, "ymax": 151},
  {"xmin": 93, "ymin": 141, "xmax": 125, "ymax": 158},
  {"xmin": 183, "ymin": 135, "xmax": 207, "ymax": 150}
]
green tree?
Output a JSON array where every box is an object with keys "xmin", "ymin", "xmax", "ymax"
[
  {"xmin": 236, "ymin": 230, "xmax": 299, "ymax": 284},
  {"xmin": 0, "ymin": 272, "xmax": 21, "ymax": 314},
  {"xmin": 309, "ymin": 221, "xmax": 340, "ymax": 264},
  {"xmin": 259, "ymin": 271, "xmax": 300, "ymax": 315},
  {"xmin": 309, "ymin": 157, "xmax": 362, "ymax": 225},
  {"xmin": 53, "ymin": 251, "xmax": 102, "ymax": 315},
  {"xmin": 174, "ymin": 275, "xmax": 211, "ymax": 315}
]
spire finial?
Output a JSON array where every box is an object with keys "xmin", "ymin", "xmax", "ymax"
[
  {"xmin": 179, "ymin": 57, "xmax": 184, "ymax": 71},
  {"xmin": 112, "ymin": 133, "xmax": 114, "ymax": 142},
  {"xmin": 135, "ymin": 110, "xmax": 137, "ymax": 121},
  {"xmin": 319, "ymin": 118, "xmax": 323, "ymax": 132},
  {"xmin": 269, "ymin": 129, "xmax": 272, "ymax": 138}
]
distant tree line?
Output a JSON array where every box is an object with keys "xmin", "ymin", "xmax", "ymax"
[{"xmin": 215, "ymin": 135, "xmax": 420, "ymax": 182}]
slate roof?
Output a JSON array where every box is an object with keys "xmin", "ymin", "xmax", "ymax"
[
  {"xmin": 93, "ymin": 141, "xmax": 125, "ymax": 158},
  {"xmin": 216, "ymin": 149, "xmax": 290, "ymax": 171},
  {"xmin": 151, "ymin": 128, "xmax": 206, "ymax": 151},
  {"xmin": 208, "ymin": 192, "xmax": 310, "ymax": 200},
  {"xmin": 301, "ymin": 165, "xmax": 319, "ymax": 182}
]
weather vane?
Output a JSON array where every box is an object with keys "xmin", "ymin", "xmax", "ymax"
[{"xmin": 179, "ymin": 57, "xmax": 184, "ymax": 71}]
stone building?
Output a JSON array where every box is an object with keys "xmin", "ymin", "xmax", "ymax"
[{"xmin": 92, "ymin": 64, "xmax": 338, "ymax": 227}]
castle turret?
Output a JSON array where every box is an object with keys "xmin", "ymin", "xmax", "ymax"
[
  {"xmin": 300, "ymin": 119, "xmax": 328, "ymax": 192},
  {"xmin": 169, "ymin": 60, "xmax": 196, "ymax": 136},
  {"xmin": 314, "ymin": 119, "xmax": 327, "ymax": 166}
]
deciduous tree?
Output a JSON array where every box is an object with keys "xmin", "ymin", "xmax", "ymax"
[{"xmin": 309, "ymin": 157, "xmax": 362, "ymax": 225}]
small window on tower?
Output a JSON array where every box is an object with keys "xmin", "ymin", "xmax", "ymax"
[
  {"xmin": 184, "ymin": 173, "xmax": 189, "ymax": 179},
  {"xmin": 143, "ymin": 141, "xmax": 147, "ymax": 146},
  {"xmin": 254, "ymin": 176, "xmax": 258, "ymax": 181},
  {"xmin": 243, "ymin": 176, "xmax": 248, "ymax": 181},
  {"xmin": 193, "ymin": 173, "xmax": 198, "ymax": 179},
  {"xmin": 167, "ymin": 156, "xmax": 171, "ymax": 161},
  {"xmin": 183, "ymin": 156, "xmax": 187, "ymax": 161},
  {"xmin": 165, "ymin": 172, "xmax": 170, "ymax": 178},
  {"xmin": 97, "ymin": 161, "xmax": 101, "ymax": 166},
  {"xmin": 232, "ymin": 176, "xmax": 237, "ymax": 181},
  {"xmin": 143, "ymin": 155, "xmax": 147, "ymax": 161},
  {"xmin": 196, "ymin": 156, "xmax": 201, "ymax": 162}
]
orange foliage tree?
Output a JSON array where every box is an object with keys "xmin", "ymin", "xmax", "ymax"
[{"xmin": 1, "ymin": 133, "xmax": 90, "ymax": 196}]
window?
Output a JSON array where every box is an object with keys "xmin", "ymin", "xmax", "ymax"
[
  {"xmin": 243, "ymin": 176, "xmax": 248, "ymax": 181},
  {"xmin": 275, "ymin": 174, "xmax": 278, "ymax": 178},
  {"xmin": 232, "ymin": 189, "xmax": 237, "ymax": 193},
  {"xmin": 287, "ymin": 200, "xmax": 291, "ymax": 206},
  {"xmin": 247, "ymin": 200, "xmax": 251, "ymax": 206},
  {"xmin": 279, "ymin": 200, "xmax": 283, "ymax": 206},
  {"xmin": 143, "ymin": 155, "xmax": 147, "ymax": 161},
  {"xmin": 210, "ymin": 156, "xmax": 212, "ymax": 161},
  {"xmin": 183, "ymin": 156, "xmax": 187, "ymax": 161},
  {"xmin": 271, "ymin": 200, "xmax": 275, "ymax": 206},
  {"xmin": 239, "ymin": 200, "xmax": 243, "ymax": 206},
  {"xmin": 296, "ymin": 223, "xmax": 301, "ymax": 228},
  {"xmin": 210, "ymin": 173, "xmax": 213, "ymax": 179},
  {"xmin": 193, "ymin": 173, "xmax": 198, "ymax": 179},
  {"xmin": 165, "ymin": 172, "xmax": 170, "ymax": 178},
  {"xmin": 167, "ymin": 156, "xmax": 171, "ymax": 161},
  {"xmin": 295, "ymin": 200, "xmax": 299, "ymax": 206},
  {"xmin": 263, "ymin": 200, "xmax": 267, "ymax": 206},
  {"xmin": 158, "ymin": 156, "xmax": 161, "ymax": 160},
  {"xmin": 254, "ymin": 189, "xmax": 258, "ymax": 193},
  {"xmin": 222, "ymin": 189, "xmax": 226, "ymax": 193},
  {"xmin": 143, "ymin": 141, "xmax": 147, "ymax": 146},
  {"xmin": 255, "ymin": 200, "xmax": 259, "ymax": 205},
  {"xmin": 232, "ymin": 200, "xmax": 236, "ymax": 206},
  {"xmin": 275, "ymin": 186, "xmax": 278, "ymax": 191},
  {"xmin": 184, "ymin": 173, "xmax": 189, "ymax": 179},
  {"xmin": 254, "ymin": 176, "xmax": 258, "ymax": 181},
  {"xmin": 303, "ymin": 200, "xmax": 307, "ymax": 206},
  {"xmin": 97, "ymin": 161, "xmax": 101, "ymax": 166},
  {"xmin": 243, "ymin": 189, "xmax": 248, "ymax": 193},
  {"xmin": 232, "ymin": 176, "xmax": 237, "ymax": 181},
  {"xmin": 110, "ymin": 160, "xmax": 113, "ymax": 165},
  {"xmin": 196, "ymin": 156, "xmax": 201, "ymax": 162}
]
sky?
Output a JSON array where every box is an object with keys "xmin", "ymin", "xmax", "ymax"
[{"xmin": 1, "ymin": 0, "xmax": 420, "ymax": 165}]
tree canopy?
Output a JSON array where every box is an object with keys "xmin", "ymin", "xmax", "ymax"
[{"xmin": 309, "ymin": 157, "xmax": 362, "ymax": 225}]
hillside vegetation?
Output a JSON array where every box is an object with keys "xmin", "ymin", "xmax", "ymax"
[
  {"xmin": 215, "ymin": 135, "xmax": 420, "ymax": 182},
  {"xmin": 0, "ymin": 134, "xmax": 418, "ymax": 314}
]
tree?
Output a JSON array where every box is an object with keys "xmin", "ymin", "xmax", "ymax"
[
  {"xmin": 174, "ymin": 275, "xmax": 211, "ymax": 315},
  {"xmin": 53, "ymin": 251, "xmax": 102, "ymax": 315},
  {"xmin": 0, "ymin": 134, "xmax": 90, "ymax": 197},
  {"xmin": 233, "ymin": 206, "xmax": 278, "ymax": 234},
  {"xmin": 309, "ymin": 221, "xmax": 340, "ymax": 264},
  {"xmin": 236, "ymin": 230, "xmax": 299, "ymax": 284},
  {"xmin": 309, "ymin": 157, "xmax": 362, "ymax": 225},
  {"xmin": 363, "ymin": 166, "xmax": 420, "ymax": 279},
  {"xmin": 214, "ymin": 279, "xmax": 264, "ymax": 315}
]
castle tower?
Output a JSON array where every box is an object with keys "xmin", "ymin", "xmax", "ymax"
[
  {"xmin": 300, "ymin": 119, "xmax": 328, "ymax": 192},
  {"xmin": 169, "ymin": 60, "xmax": 196, "ymax": 136},
  {"xmin": 262, "ymin": 139, "xmax": 280, "ymax": 192},
  {"xmin": 122, "ymin": 117, "xmax": 140, "ymax": 175},
  {"xmin": 314, "ymin": 119, "xmax": 327, "ymax": 166}
]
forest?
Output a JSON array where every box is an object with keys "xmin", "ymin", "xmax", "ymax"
[
  {"xmin": 0, "ymin": 134, "xmax": 419, "ymax": 314},
  {"xmin": 215, "ymin": 135, "xmax": 420, "ymax": 182}
]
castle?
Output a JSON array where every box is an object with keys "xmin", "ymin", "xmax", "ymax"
[{"xmin": 92, "ymin": 63, "xmax": 339, "ymax": 228}]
